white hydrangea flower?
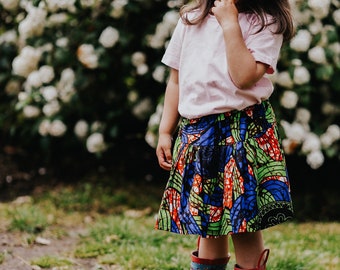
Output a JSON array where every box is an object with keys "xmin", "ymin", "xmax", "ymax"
[
  {"xmin": 308, "ymin": 0, "xmax": 331, "ymax": 19},
  {"xmin": 130, "ymin": 51, "xmax": 149, "ymax": 75},
  {"xmin": 18, "ymin": 92, "xmax": 29, "ymax": 102},
  {"xmin": 276, "ymin": 71, "xmax": 294, "ymax": 88},
  {"xmin": 306, "ymin": 150, "xmax": 324, "ymax": 169},
  {"xmin": 292, "ymin": 8, "xmax": 312, "ymax": 25},
  {"xmin": 42, "ymin": 100, "xmax": 61, "ymax": 117},
  {"xmin": 86, "ymin": 132, "xmax": 107, "ymax": 153},
  {"xmin": 290, "ymin": 29, "xmax": 312, "ymax": 52},
  {"xmin": 152, "ymin": 65, "xmax": 166, "ymax": 83},
  {"xmin": 281, "ymin": 138, "xmax": 299, "ymax": 155},
  {"xmin": 49, "ymin": 119, "xmax": 67, "ymax": 137},
  {"xmin": 59, "ymin": 87, "xmax": 76, "ymax": 103},
  {"xmin": 301, "ymin": 133, "xmax": 321, "ymax": 154},
  {"xmin": 0, "ymin": 0, "xmax": 19, "ymax": 11},
  {"xmin": 111, "ymin": 0, "xmax": 128, "ymax": 10},
  {"xmin": 110, "ymin": 0, "xmax": 128, "ymax": 19},
  {"xmin": 291, "ymin": 58, "xmax": 303, "ymax": 66},
  {"xmin": 295, "ymin": 108, "xmax": 311, "ymax": 124},
  {"xmin": 156, "ymin": 102, "xmax": 164, "ymax": 115},
  {"xmin": 23, "ymin": 105, "xmax": 40, "ymax": 118},
  {"xmin": 280, "ymin": 90, "xmax": 299, "ymax": 109},
  {"xmin": 80, "ymin": 0, "xmax": 99, "ymax": 8},
  {"xmin": 308, "ymin": 46, "xmax": 327, "ymax": 64},
  {"xmin": 38, "ymin": 119, "xmax": 51, "ymax": 136},
  {"xmin": 132, "ymin": 98, "xmax": 153, "ymax": 120},
  {"xmin": 77, "ymin": 44, "xmax": 98, "ymax": 69},
  {"xmin": 25, "ymin": 70, "xmax": 43, "ymax": 91},
  {"xmin": 60, "ymin": 68, "xmax": 75, "ymax": 83},
  {"xmin": 136, "ymin": 64, "xmax": 149, "ymax": 75},
  {"xmin": 46, "ymin": 0, "xmax": 76, "ymax": 12},
  {"xmin": 320, "ymin": 133, "xmax": 334, "ymax": 148},
  {"xmin": 127, "ymin": 90, "xmax": 138, "ymax": 103},
  {"xmin": 47, "ymin": 13, "xmax": 68, "ymax": 27},
  {"xmin": 148, "ymin": 111, "xmax": 162, "ymax": 127},
  {"xmin": 280, "ymin": 120, "xmax": 307, "ymax": 143},
  {"xmin": 56, "ymin": 37, "xmax": 69, "ymax": 47},
  {"xmin": 57, "ymin": 68, "xmax": 76, "ymax": 103},
  {"xmin": 147, "ymin": 10, "xmax": 179, "ymax": 49},
  {"xmin": 147, "ymin": 102, "xmax": 164, "ymax": 130},
  {"xmin": 131, "ymin": 52, "xmax": 146, "ymax": 67},
  {"xmin": 18, "ymin": 6, "xmax": 47, "ymax": 40},
  {"xmin": 326, "ymin": 125, "xmax": 340, "ymax": 140},
  {"xmin": 333, "ymin": 8, "xmax": 340, "ymax": 26},
  {"xmin": 308, "ymin": 19, "xmax": 323, "ymax": 35},
  {"xmin": 0, "ymin": 30, "xmax": 17, "ymax": 44},
  {"xmin": 289, "ymin": 122, "xmax": 309, "ymax": 141},
  {"xmin": 145, "ymin": 130, "xmax": 158, "ymax": 148},
  {"xmin": 163, "ymin": 9, "xmax": 180, "ymax": 25},
  {"xmin": 99, "ymin": 26, "xmax": 120, "ymax": 48},
  {"xmin": 320, "ymin": 124, "xmax": 340, "ymax": 147},
  {"xmin": 12, "ymin": 46, "xmax": 41, "ymax": 78},
  {"xmin": 293, "ymin": 66, "xmax": 311, "ymax": 85},
  {"xmin": 329, "ymin": 42, "xmax": 340, "ymax": 64},
  {"xmin": 74, "ymin": 120, "xmax": 89, "ymax": 138},
  {"xmin": 167, "ymin": 0, "xmax": 184, "ymax": 9},
  {"xmin": 39, "ymin": 65, "xmax": 55, "ymax": 84},
  {"xmin": 40, "ymin": 86, "xmax": 58, "ymax": 102},
  {"xmin": 39, "ymin": 43, "xmax": 54, "ymax": 53}
]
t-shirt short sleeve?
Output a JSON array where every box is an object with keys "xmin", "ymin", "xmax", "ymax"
[
  {"xmin": 245, "ymin": 15, "xmax": 283, "ymax": 74},
  {"xmin": 161, "ymin": 18, "xmax": 185, "ymax": 70}
]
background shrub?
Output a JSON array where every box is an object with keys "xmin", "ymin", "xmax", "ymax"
[{"xmin": 0, "ymin": 0, "xmax": 339, "ymax": 172}]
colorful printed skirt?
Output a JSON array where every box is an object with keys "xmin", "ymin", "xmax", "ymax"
[{"xmin": 155, "ymin": 100, "xmax": 293, "ymax": 238}]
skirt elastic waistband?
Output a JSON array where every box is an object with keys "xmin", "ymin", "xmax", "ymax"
[{"xmin": 178, "ymin": 100, "xmax": 277, "ymax": 145}]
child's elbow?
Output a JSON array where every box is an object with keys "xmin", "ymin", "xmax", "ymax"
[
  {"xmin": 233, "ymin": 77, "xmax": 257, "ymax": 90},
  {"xmin": 229, "ymin": 65, "xmax": 266, "ymax": 89}
]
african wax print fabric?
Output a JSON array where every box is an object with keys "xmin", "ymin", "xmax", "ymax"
[{"xmin": 155, "ymin": 101, "xmax": 293, "ymax": 237}]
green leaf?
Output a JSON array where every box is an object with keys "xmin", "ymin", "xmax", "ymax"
[{"xmin": 316, "ymin": 65, "xmax": 334, "ymax": 81}]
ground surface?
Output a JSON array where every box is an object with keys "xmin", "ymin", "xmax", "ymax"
[
  {"xmin": 1, "ymin": 229, "xmax": 96, "ymax": 270},
  {"xmin": 1, "ymin": 150, "xmax": 339, "ymax": 270},
  {"xmin": 0, "ymin": 150, "xmax": 161, "ymax": 270}
]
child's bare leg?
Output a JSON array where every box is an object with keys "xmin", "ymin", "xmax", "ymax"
[
  {"xmin": 231, "ymin": 231, "xmax": 265, "ymax": 268},
  {"xmin": 198, "ymin": 235, "xmax": 229, "ymax": 259}
]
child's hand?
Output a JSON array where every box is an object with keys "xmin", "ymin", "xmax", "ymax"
[
  {"xmin": 212, "ymin": 0, "xmax": 239, "ymax": 29},
  {"xmin": 156, "ymin": 133, "xmax": 173, "ymax": 171}
]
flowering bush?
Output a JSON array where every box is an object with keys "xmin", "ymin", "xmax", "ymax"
[
  {"xmin": 0, "ymin": 0, "xmax": 173, "ymax": 160},
  {"xmin": 1, "ymin": 0, "xmax": 339, "ymax": 170},
  {"xmin": 270, "ymin": 0, "xmax": 340, "ymax": 169},
  {"xmin": 146, "ymin": 0, "xmax": 340, "ymax": 169}
]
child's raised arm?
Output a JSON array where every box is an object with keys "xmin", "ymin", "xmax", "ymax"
[{"xmin": 212, "ymin": 0, "xmax": 268, "ymax": 89}]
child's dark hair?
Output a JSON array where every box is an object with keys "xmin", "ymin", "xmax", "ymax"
[{"xmin": 180, "ymin": 0, "xmax": 295, "ymax": 41}]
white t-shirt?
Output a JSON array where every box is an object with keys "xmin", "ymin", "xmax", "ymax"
[{"xmin": 162, "ymin": 11, "xmax": 283, "ymax": 119}]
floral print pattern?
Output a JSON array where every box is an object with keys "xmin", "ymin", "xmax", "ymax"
[{"xmin": 155, "ymin": 101, "xmax": 294, "ymax": 237}]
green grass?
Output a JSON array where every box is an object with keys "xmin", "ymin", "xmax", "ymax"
[
  {"xmin": 0, "ymin": 252, "xmax": 4, "ymax": 264},
  {"xmin": 74, "ymin": 215, "xmax": 196, "ymax": 269},
  {"xmin": 30, "ymin": 256, "xmax": 73, "ymax": 268},
  {"xmin": 0, "ymin": 181, "xmax": 339, "ymax": 269},
  {"xmin": 7, "ymin": 204, "xmax": 51, "ymax": 233},
  {"xmin": 73, "ymin": 215, "xmax": 340, "ymax": 270}
]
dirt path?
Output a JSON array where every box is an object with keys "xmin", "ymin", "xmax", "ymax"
[{"xmin": 0, "ymin": 228, "xmax": 98, "ymax": 270}]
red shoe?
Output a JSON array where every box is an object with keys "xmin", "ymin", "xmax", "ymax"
[
  {"xmin": 234, "ymin": 249, "xmax": 270, "ymax": 270},
  {"xmin": 191, "ymin": 250, "xmax": 230, "ymax": 270}
]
